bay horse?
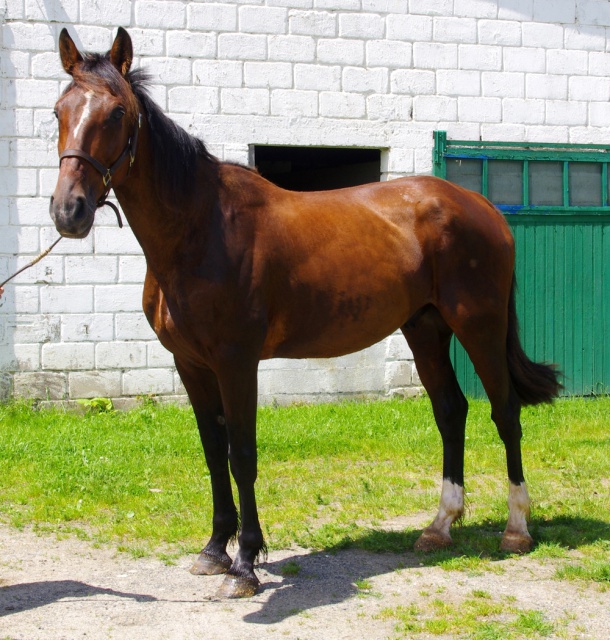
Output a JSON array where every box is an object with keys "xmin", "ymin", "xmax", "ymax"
[{"xmin": 50, "ymin": 28, "xmax": 560, "ymax": 598}]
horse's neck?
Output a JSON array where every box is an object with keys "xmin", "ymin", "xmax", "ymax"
[{"xmin": 113, "ymin": 131, "xmax": 218, "ymax": 278}]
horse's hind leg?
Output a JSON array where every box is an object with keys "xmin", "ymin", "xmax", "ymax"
[
  {"xmin": 455, "ymin": 321, "xmax": 534, "ymax": 554},
  {"xmin": 175, "ymin": 359, "xmax": 238, "ymax": 576},
  {"xmin": 402, "ymin": 306, "xmax": 468, "ymax": 551}
]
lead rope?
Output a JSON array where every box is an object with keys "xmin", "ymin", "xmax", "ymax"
[{"xmin": 0, "ymin": 236, "xmax": 63, "ymax": 289}]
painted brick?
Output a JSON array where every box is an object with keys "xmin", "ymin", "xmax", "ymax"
[
  {"xmin": 42, "ymin": 343, "xmax": 94, "ymax": 370},
  {"xmin": 565, "ymin": 25, "xmax": 606, "ymax": 51},
  {"xmin": 433, "ymin": 17, "xmax": 477, "ymax": 43},
  {"xmin": 503, "ymin": 97, "xmax": 545, "ymax": 124},
  {"xmin": 1, "ymin": 50, "xmax": 30, "ymax": 78},
  {"xmin": 5, "ymin": 286, "xmax": 39, "ymax": 314},
  {"xmin": 526, "ymin": 125, "xmax": 569, "ymax": 142},
  {"xmin": 412, "ymin": 42, "xmax": 458, "ymax": 69},
  {"xmin": 244, "ymin": 62, "xmax": 293, "ymax": 89},
  {"xmin": 94, "ymin": 228, "xmax": 142, "ymax": 255},
  {"xmin": 13, "ymin": 371, "xmax": 66, "ymax": 399},
  {"xmin": 65, "ymin": 257, "xmax": 118, "ymax": 285},
  {"xmin": 118, "ymin": 256, "xmax": 147, "ymax": 283},
  {"xmin": 222, "ymin": 88, "xmax": 269, "ymax": 115},
  {"xmin": 453, "ymin": 0, "xmax": 497, "ymax": 18},
  {"xmin": 385, "ymin": 148, "xmax": 415, "ymax": 173},
  {"xmin": 239, "ymin": 6, "xmax": 287, "ymax": 34},
  {"xmin": 569, "ymin": 75, "xmax": 610, "ymax": 102},
  {"xmin": 69, "ymin": 371, "xmax": 122, "ymax": 398},
  {"xmin": 148, "ymin": 341, "xmax": 174, "ymax": 367},
  {"xmin": 339, "ymin": 13, "xmax": 384, "ymax": 40},
  {"xmin": 188, "ymin": 3, "xmax": 238, "ymax": 32},
  {"xmin": 13, "ymin": 79, "xmax": 58, "ymax": 108},
  {"xmin": 268, "ymin": 0, "xmax": 311, "ymax": 7},
  {"xmin": 2, "ymin": 22, "xmax": 55, "ymax": 50},
  {"xmin": 589, "ymin": 51, "xmax": 610, "ymax": 76},
  {"xmin": 128, "ymin": 29, "xmax": 166, "ymax": 56},
  {"xmin": 366, "ymin": 40, "xmax": 412, "ymax": 69},
  {"xmin": 193, "ymin": 60, "xmax": 243, "ymax": 87},
  {"xmin": 436, "ymin": 69, "xmax": 481, "ymax": 96},
  {"xmin": 478, "ymin": 20, "xmax": 522, "ymax": 46},
  {"xmin": 3, "ymin": 226, "xmax": 39, "ymax": 254},
  {"xmin": 589, "ymin": 102, "xmax": 610, "ymax": 127},
  {"xmin": 61, "ymin": 314, "xmax": 114, "ymax": 343},
  {"xmin": 413, "ymin": 95, "xmax": 458, "ymax": 122},
  {"xmin": 270, "ymin": 89, "xmax": 318, "ymax": 117},
  {"xmin": 362, "ymin": 0, "xmax": 407, "ymax": 12},
  {"xmin": 136, "ymin": 1, "xmax": 186, "ymax": 29},
  {"xmin": 218, "ymin": 33, "xmax": 267, "ymax": 60},
  {"xmin": 71, "ymin": 26, "xmax": 114, "ymax": 52},
  {"xmin": 482, "ymin": 71, "xmax": 525, "ymax": 98},
  {"xmin": 578, "ymin": 0, "xmax": 610, "ymax": 27},
  {"xmin": 168, "ymin": 87, "xmax": 219, "ymax": 114},
  {"xmin": 408, "ymin": 0, "xmax": 452, "ymax": 16},
  {"xmin": 342, "ymin": 67, "xmax": 388, "ymax": 94},
  {"xmin": 319, "ymin": 92, "xmax": 366, "ymax": 119},
  {"xmin": 141, "ymin": 58, "xmax": 191, "ymax": 85},
  {"xmin": 294, "ymin": 64, "xmax": 340, "ymax": 91},
  {"xmin": 166, "ymin": 31, "xmax": 216, "ymax": 59},
  {"xmin": 11, "ymin": 343, "xmax": 42, "ymax": 371},
  {"xmin": 534, "ymin": 0, "xmax": 575, "ymax": 24},
  {"xmin": 391, "ymin": 67, "xmax": 436, "ymax": 94},
  {"xmin": 384, "ymin": 360, "xmax": 412, "ymax": 389},
  {"xmin": 547, "ymin": 49, "xmax": 589, "ymax": 75},
  {"xmin": 503, "ymin": 47, "xmax": 546, "ymax": 73},
  {"xmin": 458, "ymin": 44, "xmax": 502, "ymax": 71},
  {"xmin": 41, "ymin": 286, "xmax": 93, "ymax": 314},
  {"xmin": 521, "ymin": 22, "xmax": 565, "ymax": 49},
  {"xmin": 80, "ymin": 0, "xmax": 131, "ymax": 26},
  {"xmin": 115, "ymin": 312, "xmax": 156, "ymax": 341},
  {"xmin": 289, "ymin": 10, "xmax": 337, "ymax": 37},
  {"xmin": 31, "ymin": 52, "xmax": 64, "ymax": 79},
  {"xmin": 386, "ymin": 14, "xmax": 433, "ymax": 41},
  {"xmin": 480, "ymin": 122, "xmax": 527, "ymax": 141},
  {"xmin": 268, "ymin": 35, "xmax": 316, "ymax": 62},
  {"xmin": 498, "ymin": 0, "xmax": 533, "ymax": 21},
  {"xmin": 317, "ymin": 39, "xmax": 364, "ymax": 66},
  {"xmin": 526, "ymin": 74, "xmax": 568, "ymax": 100},
  {"xmin": 96, "ymin": 342, "xmax": 147, "ymax": 369},
  {"xmin": 546, "ymin": 100, "xmax": 588, "ymax": 126},
  {"xmin": 9, "ymin": 196, "xmax": 51, "ymax": 227},
  {"xmin": 366, "ymin": 94, "xmax": 412, "ymax": 122},
  {"xmin": 95, "ymin": 285, "xmax": 145, "ymax": 313},
  {"xmin": 122, "ymin": 368, "xmax": 175, "ymax": 395},
  {"xmin": 315, "ymin": 0, "xmax": 360, "ymax": 9},
  {"xmin": 6, "ymin": 314, "xmax": 61, "ymax": 344}
]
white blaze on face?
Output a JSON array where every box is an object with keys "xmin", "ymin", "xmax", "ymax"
[
  {"xmin": 72, "ymin": 90, "xmax": 95, "ymax": 141},
  {"xmin": 429, "ymin": 480, "xmax": 464, "ymax": 535},
  {"xmin": 506, "ymin": 481, "xmax": 531, "ymax": 534}
]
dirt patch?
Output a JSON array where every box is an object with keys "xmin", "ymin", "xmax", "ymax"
[{"xmin": 0, "ymin": 524, "xmax": 608, "ymax": 639}]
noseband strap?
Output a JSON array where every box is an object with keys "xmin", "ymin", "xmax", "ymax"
[{"xmin": 59, "ymin": 113, "xmax": 142, "ymax": 229}]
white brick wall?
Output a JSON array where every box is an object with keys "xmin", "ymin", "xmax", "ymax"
[{"xmin": 1, "ymin": 1, "xmax": 609, "ymax": 404}]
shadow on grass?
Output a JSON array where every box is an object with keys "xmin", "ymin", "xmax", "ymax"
[
  {"xmin": 0, "ymin": 580, "xmax": 156, "ymax": 617},
  {"xmin": 245, "ymin": 514, "xmax": 610, "ymax": 625}
]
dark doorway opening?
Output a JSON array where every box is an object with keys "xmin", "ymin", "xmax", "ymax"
[{"xmin": 252, "ymin": 146, "xmax": 382, "ymax": 191}]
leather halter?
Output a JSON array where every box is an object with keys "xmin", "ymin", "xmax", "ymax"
[{"xmin": 59, "ymin": 113, "xmax": 142, "ymax": 228}]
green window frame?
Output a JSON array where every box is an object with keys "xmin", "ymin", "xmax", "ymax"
[{"xmin": 432, "ymin": 130, "xmax": 610, "ymax": 215}]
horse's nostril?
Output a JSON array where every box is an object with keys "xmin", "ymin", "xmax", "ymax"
[{"xmin": 74, "ymin": 196, "xmax": 86, "ymax": 221}]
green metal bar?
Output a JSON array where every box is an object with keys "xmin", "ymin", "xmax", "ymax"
[
  {"xmin": 444, "ymin": 149, "xmax": 610, "ymax": 162},
  {"xmin": 523, "ymin": 160, "xmax": 529, "ymax": 207},
  {"xmin": 445, "ymin": 139, "xmax": 610, "ymax": 152},
  {"xmin": 603, "ymin": 163, "xmax": 608, "ymax": 208},
  {"xmin": 482, "ymin": 158, "xmax": 488, "ymax": 197},
  {"xmin": 432, "ymin": 130, "xmax": 447, "ymax": 178},
  {"xmin": 563, "ymin": 161, "xmax": 570, "ymax": 207}
]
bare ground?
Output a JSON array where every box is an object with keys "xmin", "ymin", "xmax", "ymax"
[{"xmin": 1, "ymin": 523, "xmax": 609, "ymax": 640}]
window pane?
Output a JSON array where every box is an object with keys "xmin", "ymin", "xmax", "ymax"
[
  {"xmin": 569, "ymin": 162, "xmax": 602, "ymax": 206},
  {"xmin": 529, "ymin": 161, "xmax": 563, "ymax": 206},
  {"xmin": 488, "ymin": 160, "xmax": 523, "ymax": 205},
  {"xmin": 446, "ymin": 158, "xmax": 482, "ymax": 193}
]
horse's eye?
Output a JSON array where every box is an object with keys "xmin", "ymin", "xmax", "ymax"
[
  {"xmin": 110, "ymin": 107, "xmax": 125, "ymax": 121},
  {"xmin": 53, "ymin": 109, "xmax": 58, "ymax": 119}
]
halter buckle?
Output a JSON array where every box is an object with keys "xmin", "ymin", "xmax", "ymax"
[{"xmin": 103, "ymin": 170, "xmax": 112, "ymax": 187}]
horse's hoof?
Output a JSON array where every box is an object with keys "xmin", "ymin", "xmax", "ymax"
[
  {"xmin": 216, "ymin": 574, "xmax": 260, "ymax": 599},
  {"xmin": 414, "ymin": 529, "xmax": 453, "ymax": 552},
  {"xmin": 190, "ymin": 552, "xmax": 231, "ymax": 576},
  {"xmin": 500, "ymin": 531, "xmax": 534, "ymax": 554}
]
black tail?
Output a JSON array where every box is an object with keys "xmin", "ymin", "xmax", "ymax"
[{"xmin": 506, "ymin": 276, "xmax": 562, "ymax": 405}]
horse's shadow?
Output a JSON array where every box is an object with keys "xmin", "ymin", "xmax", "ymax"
[
  {"xmin": 0, "ymin": 580, "xmax": 156, "ymax": 616},
  {"xmin": 245, "ymin": 514, "xmax": 610, "ymax": 624}
]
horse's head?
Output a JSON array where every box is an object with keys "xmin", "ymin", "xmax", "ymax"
[{"xmin": 50, "ymin": 28, "xmax": 139, "ymax": 238}]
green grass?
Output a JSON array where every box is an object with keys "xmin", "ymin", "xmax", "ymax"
[{"xmin": 0, "ymin": 396, "xmax": 609, "ymax": 563}]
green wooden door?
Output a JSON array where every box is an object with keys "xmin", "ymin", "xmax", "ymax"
[{"xmin": 434, "ymin": 132, "xmax": 610, "ymax": 397}]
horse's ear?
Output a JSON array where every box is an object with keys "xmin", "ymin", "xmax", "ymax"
[
  {"xmin": 59, "ymin": 28, "xmax": 83, "ymax": 76},
  {"xmin": 110, "ymin": 27, "xmax": 133, "ymax": 77}
]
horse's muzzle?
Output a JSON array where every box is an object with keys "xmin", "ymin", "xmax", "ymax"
[{"xmin": 49, "ymin": 194, "xmax": 95, "ymax": 239}]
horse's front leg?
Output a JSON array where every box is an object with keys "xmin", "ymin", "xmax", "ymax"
[
  {"xmin": 174, "ymin": 359, "xmax": 238, "ymax": 576},
  {"xmin": 215, "ymin": 358, "xmax": 264, "ymax": 598}
]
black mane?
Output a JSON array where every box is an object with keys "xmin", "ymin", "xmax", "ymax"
[{"xmin": 127, "ymin": 67, "xmax": 220, "ymax": 208}]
